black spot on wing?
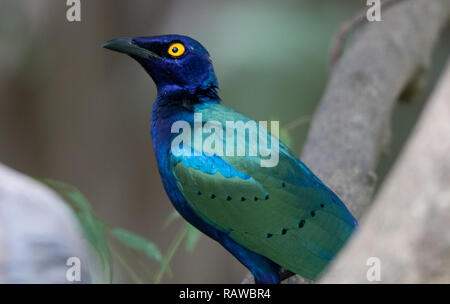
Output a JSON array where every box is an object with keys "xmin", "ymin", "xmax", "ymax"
[{"xmin": 298, "ymin": 219, "xmax": 305, "ymax": 228}]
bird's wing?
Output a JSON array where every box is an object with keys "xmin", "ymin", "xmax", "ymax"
[{"xmin": 170, "ymin": 103, "xmax": 357, "ymax": 280}]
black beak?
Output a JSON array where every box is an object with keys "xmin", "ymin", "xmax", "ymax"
[{"xmin": 102, "ymin": 38, "xmax": 159, "ymax": 59}]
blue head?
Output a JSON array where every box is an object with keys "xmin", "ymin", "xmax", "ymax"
[{"xmin": 102, "ymin": 35, "xmax": 218, "ymax": 97}]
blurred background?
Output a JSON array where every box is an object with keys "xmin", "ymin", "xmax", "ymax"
[{"xmin": 0, "ymin": 0, "xmax": 449, "ymax": 283}]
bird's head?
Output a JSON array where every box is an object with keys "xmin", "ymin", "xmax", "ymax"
[{"xmin": 102, "ymin": 35, "xmax": 218, "ymax": 98}]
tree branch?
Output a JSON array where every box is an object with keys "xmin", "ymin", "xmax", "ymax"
[
  {"xmin": 243, "ymin": 0, "xmax": 450, "ymax": 284},
  {"xmin": 321, "ymin": 57, "xmax": 450, "ymax": 283},
  {"xmin": 303, "ymin": 0, "xmax": 450, "ymax": 220},
  {"xmin": 329, "ymin": 0, "xmax": 404, "ymax": 72}
]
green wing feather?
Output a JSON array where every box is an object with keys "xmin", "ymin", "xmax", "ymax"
[{"xmin": 171, "ymin": 103, "xmax": 356, "ymax": 280}]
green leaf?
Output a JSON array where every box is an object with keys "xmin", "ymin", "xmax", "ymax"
[
  {"xmin": 39, "ymin": 178, "xmax": 112, "ymax": 283},
  {"xmin": 109, "ymin": 243, "xmax": 144, "ymax": 284},
  {"xmin": 110, "ymin": 228, "xmax": 163, "ymax": 263},
  {"xmin": 162, "ymin": 209, "xmax": 181, "ymax": 230},
  {"xmin": 153, "ymin": 225, "xmax": 187, "ymax": 283},
  {"xmin": 185, "ymin": 223, "xmax": 201, "ymax": 253}
]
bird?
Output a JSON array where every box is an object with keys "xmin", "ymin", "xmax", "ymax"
[{"xmin": 102, "ymin": 35, "xmax": 357, "ymax": 283}]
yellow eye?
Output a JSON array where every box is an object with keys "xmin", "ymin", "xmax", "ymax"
[{"xmin": 168, "ymin": 42, "xmax": 185, "ymax": 57}]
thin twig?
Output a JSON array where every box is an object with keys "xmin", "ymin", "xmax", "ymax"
[
  {"xmin": 283, "ymin": 115, "xmax": 311, "ymax": 131},
  {"xmin": 153, "ymin": 224, "xmax": 188, "ymax": 283},
  {"xmin": 110, "ymin": 243, "xmax": 144, "ymax": 284},
  {"xmin": 329, "ymin": 0, "xmax": 404, "ymax": 73}
]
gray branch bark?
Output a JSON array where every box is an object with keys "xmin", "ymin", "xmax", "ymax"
[
  {"xmin": 0, "ymin": 164, "xmax": 92, "ymax": 283},
  {"xmin": 321, "ymin": 58, "xmax": 450, "ymax": 283},
  {"xmin": 302, "ymin": 0, "xmax": 450, "ymax": 219},
  {"xmin": 244, "ymin": 0, "xmax": 450, "ymax": 284}
]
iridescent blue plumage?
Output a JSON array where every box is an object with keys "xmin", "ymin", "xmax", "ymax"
[{"xmin": 103, "ymin": 35, "xmax": 357, "ymax": 283}]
